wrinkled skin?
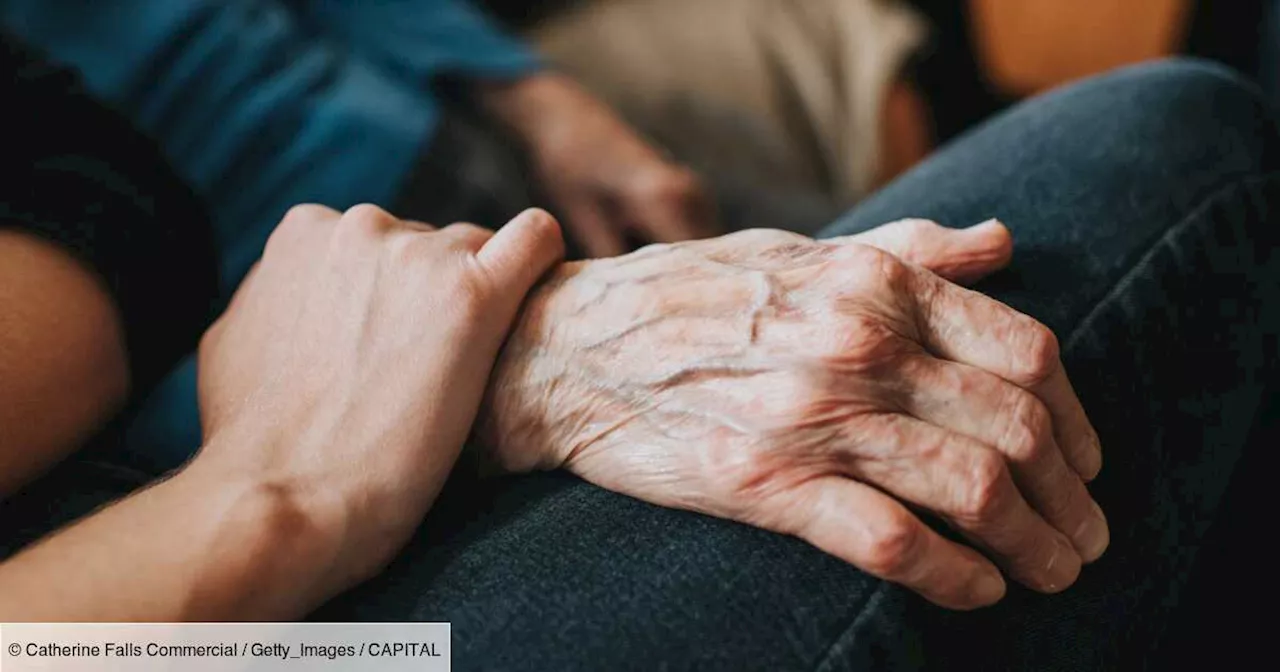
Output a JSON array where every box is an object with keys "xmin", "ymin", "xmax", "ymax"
[{"xmin": 479, "ymin": 218, "xmax": 1109, "ymax": 610}]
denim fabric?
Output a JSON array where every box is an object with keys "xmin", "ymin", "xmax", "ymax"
[
  {"xmin": 4, "ymin": 59, "xmax": 1277, "ymax": 670},
  {"xmin": 310, "ymin": 60, "xmax": 1280, "ymax": 670},
  {"xmin": 819, "ymin": 58, "xmax": 1280, "ymax": 670}
]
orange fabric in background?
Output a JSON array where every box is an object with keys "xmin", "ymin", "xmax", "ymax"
[{"xmin": 971, "ymin": 0, "xmax": 1193, "ymax": 96}]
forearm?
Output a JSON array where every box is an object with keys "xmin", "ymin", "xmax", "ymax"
[
  {"xmin": 0, "ymin": 231, "xmax": 129, "ymax": 496},
  {"xmin": 0, "ymin": 451, "xmax": 343, "ymax": 622}
]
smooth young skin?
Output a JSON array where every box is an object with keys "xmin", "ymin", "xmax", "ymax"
[
  {"xmin": 0, "ymin": 231, "xmax": 129, "ymax": 496},
  {"xmin": 481, "ymin": 72, "xmax": 721, "ymax": 257},
  {"xmin": 480, "ymin": 216, "xmax": 1109, "ymax": 610},
  {"xmin": 0, "ymin": 205, "xmax": 563, "ymax": 621}
]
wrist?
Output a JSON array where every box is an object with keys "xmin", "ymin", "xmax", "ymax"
[
  {"xmin": 476, "ymin": 277, "xmax": 584, "ymax": 474},
  {"xmin": 177, "ymin": 448, "xmax": 355, "ymax": 616}
]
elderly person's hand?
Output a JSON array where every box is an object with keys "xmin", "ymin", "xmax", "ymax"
[
  {"xmin": 481, "ymin": 73, "xmax": 719, "ymax": 258},
  {"xmin": 478, "ymin": 216, "xmax": 1107, "ymax": 611}
]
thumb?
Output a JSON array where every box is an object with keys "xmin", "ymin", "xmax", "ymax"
[
  {"xmin": 832, "ymin": 218, "xmax": 1013, "ymax": 284},
  {"xmin": 477, "ymin": 208, "xmax": 566, "ymax": 294}
]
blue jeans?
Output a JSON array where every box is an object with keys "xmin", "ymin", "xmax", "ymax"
[
  {"xmin": 310, "ymin": 60, "xmax": 1280, "ymax": 669},
  {"xmin": 3, "ymin": 59, "xmax": 1276, "ymax": 669}
]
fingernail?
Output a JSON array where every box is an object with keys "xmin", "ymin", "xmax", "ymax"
[
  {"xmin": 1040, "ymin": 536, "xmax": 1082, "ymax": 593},
  {"xmin": 973, "ymin": 569, "xmax": 1007, "ymax": 605},
  {"xmin": 1075, "ymin": 500, "xmax": 1111, "ymax": 563}
]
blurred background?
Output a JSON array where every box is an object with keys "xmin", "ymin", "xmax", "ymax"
[
  {"xmin": 483, "ymin": 0, "xmax": 1279, "ymax": 228},
  {"xmin": 482, "ymin": 0, "xmax": 1276, "ymax": 133}
]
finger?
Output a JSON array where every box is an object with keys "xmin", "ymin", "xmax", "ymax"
[
  {"xmin": 630, "ymin": 168, "xmax": 721, "ymax": 243},
  {"xmin": 563, "ymin": 199, "xmax": 628, "ymax": 258},
  {"xmin": 1031, "ymin": 368, "xmax": 1102, "ymax": 481},
  {"xmin": 268, "ymin": 204, "xmax": 342, "ymax": 255},
  {"xmin": 829, "ymin": 219, "xmax": 1013, "ymax": 284},
  {"xmin": 770, "ymin": 476, "xmax": 1006, "ymax": 610},
  {"xmin": 477, "ymin": 208, "xmax": 566, "ymax": 293},
  {"xmin": 909, "ymin": 270, "xmax": 1103, "ymax": 480},
  {"xmin": 895, "ymin": 355, "xmax": 1109, "ymax": 562},
  {"xmin": 438, "ymin": 221, "xmax": 494, "ymax": 252},
  {"xmin": 283, "ymin": 202, "xmax": 342, "ymax": 224},
  {"xmin": 401, "ymin": 219, "xmax": 437, "ymax": 232},
  {"xmin": 339, "ymin": 203, "xmax": 400, "ymax": 235},
  {"xmin": 845, "ymin": 413, "xmax": 1082, "ymax": 593}
]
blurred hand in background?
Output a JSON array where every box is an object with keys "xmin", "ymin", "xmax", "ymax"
[{"xmin": 481, "ymin": 73, "xmax": 720, "ymax": 257}]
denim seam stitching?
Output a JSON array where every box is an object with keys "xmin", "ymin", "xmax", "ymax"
[
  {"xmin": 809, "ymin": 580, "xmax": 893, "ymax": 671},
  {"xmin": 1063, "ymin": 171, "xmax": 1280, "ymax": 354}
]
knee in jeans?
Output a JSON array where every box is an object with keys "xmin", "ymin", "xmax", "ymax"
[
  {"xmin": 1079, "ymin": 58, "xmax": 1278, "ymax": 172},
  {"xmin": 1122, "ymin": 58, "xmax": 1269, "ymax": 112}
]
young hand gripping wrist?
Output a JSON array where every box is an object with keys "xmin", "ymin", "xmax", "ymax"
[{"xmin": 0, "ymin": 205, "xmax": 564, "ymax": 621}]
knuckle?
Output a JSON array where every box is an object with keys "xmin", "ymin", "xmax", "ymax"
[
  {"xmin": 862, "ymin": 516, "xmax": 924, "ymax": 578},
  {"xmin": 341, "ymin": 203, "xmax": 398, "ymax": 237},
  {"xmin": 706, "ymin": 443, "xmax": 788, "ymax": 505},
  {"xmin": 1013, "ymin": 321, "xmax": 1061, "ymax": 386},
  {"xmin": 841, "ymin": 242, "xmax": 892, "ymax": 267},
  {"xmin": 729, "ymin": 228, "xmax": 808, "ymax": 249},
  {"xmin": 267, "ymin": 204, "xmax": 332, "ymax": 254},
  {"xmin": 282, "ymin": 203, "xmax": 334, "ymax": 227},
  {"xmin": 957, "ymin": 451, "xmax": 1012, "ymax": 521},
  {"xmin": 823, "ymin": 312, "xmax": 909, "ymax": 371},
  {"xmin": 845, "ymin": 244, "xmax": 912, "ymax": 292},
  {"xmin": 998, "ymin": 390, "xmax": 1053, "ymax": 465},
  {"xmin": 756, "ymin": 371, "xmax": 832, "ymax": 428}
]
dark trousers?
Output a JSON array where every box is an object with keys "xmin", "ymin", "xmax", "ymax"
[
  {"xmin": 318, "ymin": 59, "xmax": 1280, "ymax": 670},
  {"xmin": 4, "ymin": 59, "xmax": 1277, "ymax": 670}
]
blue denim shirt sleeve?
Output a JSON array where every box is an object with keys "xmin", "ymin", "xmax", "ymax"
[{"xmin": 293, "ymin": 0, "xmax": 543, "ymax": 85}]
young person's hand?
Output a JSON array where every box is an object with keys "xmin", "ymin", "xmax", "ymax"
[
  {"xmin": 0, "ymin": 205, "xmax": 564, "ymax": 622},
  {"xmin": 481, "ymin": 73, "xmax": 719, "ymax": 257},
  {"xmin": 196, "ymin": 204, "xmax": 564, "ymax": 592},
  {"xmin": 479, "ymin": 216, "xmax": 1108, "ymax": 611}
]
